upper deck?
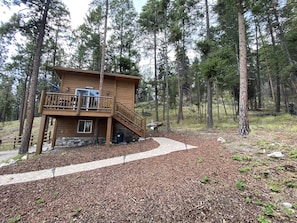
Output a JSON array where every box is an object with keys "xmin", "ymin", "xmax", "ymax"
[{"xmin": 39, "ymin": 91, "xmax": 114, "ymax": 117}]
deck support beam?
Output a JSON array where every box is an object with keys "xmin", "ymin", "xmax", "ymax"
[
  {"xmin": 52, "ymin": 118, "xmax": 58, "ymax": 148},
  {"xmin": 36, "ymin": 115, "xmax": 47, "ymax": 155},
  {"xmin": 106, "ymin": 117, "xmax": 112, "ymax": 146}
]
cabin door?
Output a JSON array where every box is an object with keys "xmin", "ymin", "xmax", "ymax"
[
  {"xmin": 75, "ymin": 89, "xmax": 89, "ymax": 110},
  {"xmin": 75, "ymin": 88, "xmax": 99, "ymax": 110}
]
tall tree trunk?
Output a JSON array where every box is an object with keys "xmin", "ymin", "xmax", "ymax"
[
  {"xmin": 19, "ymin": 0, "xmax": 51, "ymax": 154},
  {"xmin": 99, "ymin": 0, "xmax": 109, "ymax": 96},
  {"xmin": 255, "ymin": 22, "xmax": 262, "ymax": 109},
  {"xmin": 177, "ymin": 56, "xmax": 183, "ymax": 124},
  {"xmin": 272, "ymin": 3, "xmax": 294, "ymax": 65},
  {"xmin": 258, "ymin": 23, "xmax": 275, "ymax": 101},
  {"xmin": 238, "ymin": 0, "xmax": 249, "ymax": 136},
  {"xmin": 267, "ymin": 13, "xmax": 281, "ymax": 112},
  {"xmin": 216, "ymin": 84, "xmax": 220, "ymax": 122},
  {"xmin": 207, "ymin": 80, "xmax": 213, "ymax": 128},
  {"xmin": 18, "ymin": 74, "xmax": 29, "ymax": 136},
  {"xmin": 205, "ymin": 0, "xmax": 213, "ymax": 128},
  {"xmin": 165, "ymin": 30, "xmax": 170, "ymax": 132},
  {"xmin": 97, "ymin": 0, "xmax": 108, "ymax": 144},
  {"xmin": 154, "ymin": 31, "xmax": 159, "ymax": 121}
]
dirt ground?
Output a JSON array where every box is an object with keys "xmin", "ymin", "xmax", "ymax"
[{"xmin": 0, "ymin": 129, "xmax": 296, "ymax": 222}]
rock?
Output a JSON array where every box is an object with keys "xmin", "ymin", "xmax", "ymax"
[
  {"xmin": 0, "ymin": 163, "xmax": 9, "ymax": 168},
  {"xmin": 282, "ymin": 202, "xmax": 293, "ymax": 208},
  {"xmin": 267, "ymin": 151, "xmax": 284, "ymax": 158},
  {"xmin": 217, "ymin": 137, "xmax": 226, "ymax": 143},
  {"xmin": 21, "ymin": 154, "xmax": 28, "ymax": 160},
  {"xmin": 8, "ymin": 159, "xmax": 16, "ymax": 165}
]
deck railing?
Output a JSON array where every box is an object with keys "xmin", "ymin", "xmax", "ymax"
[
  {"xmin": 40, "ymin": 92, "xmax": 114, "ymax": 113},
  {"xmin": 115, "ymin": 102, "xmax": 146, "ymax": 137}
]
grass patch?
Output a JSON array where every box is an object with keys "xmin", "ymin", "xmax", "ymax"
[
  {"xmin": 282, "ymin": 207, "xmax": 295, "ymax": 217},
  {"xmin": 289, "ymin": 149, "xmax": 297, "ymax": 159},
  {"xmin": 8, "ymin": 215, "xmax": 21, "ymax": 223},
  {"xmin": 71, "ymin": 207, "xmax": 82, "ymax": 217},
  {"xmin": 258, "ymin": 214, "xmax": 271, "ymax": 223},
  {"xmin": 269, "ymin": 184, "xmax": 281, "ymax": 193},
  {"xmin": 231, "ymin": 154, "xmax": 252, "ymax": 162},
  {"xmin": 245, "ymin": 196, "xmax": 251, "ymax": 203},
  {"xmin": 232, "ymin": 155, "xmax": 243, "ymax": 161},
  {"xmin": 200, "ymin": 176, "xmax": 209, "ymax": 184},
  {"xmin": 37, "ymin": 198, "xmax": 45, "ymax": 204},
  {"xmin": 238, "ymin": 166, "xmax": 252, "ymax": 174},
  {"xmin": 236, "ymin": 180, "xmax": 245, "ymax": 191},
  {"xmin": 284, "ymin": 180, "xmax": 297, "ymax": 188},
  {"xmin": 264, "ymin": 203, "xmax": 277, "ymax": 216},
  {"xmin": 197, "ymin": 156, "xmax": 204, "ymax": 163}
]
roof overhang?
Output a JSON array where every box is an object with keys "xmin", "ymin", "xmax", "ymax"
[{"xmin": 54, "ymin": 67, "xmax": 141, "ymax": 87}]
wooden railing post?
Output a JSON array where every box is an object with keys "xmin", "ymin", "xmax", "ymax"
[
  {"xmin": 111, "ymin": 96, "xmax": 115, "ymax": 115},
  {"xmin": 76, "ymin": 94, "xmax": 82, "ymax": 116}
]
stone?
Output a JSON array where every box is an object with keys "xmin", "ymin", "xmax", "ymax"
[
  {"xmin": 8, "ymin": 159, "xmax": 16, "ymax": 165},
  {"xmin": 282, "ymin": 202, "xmax": 293, "ymax": 209},
  {"xmin": 267, "ymin": 151, "xmax": 284, "ymax": 158},
  {"xmin": 21, "ymin": 154, "xmax": 28, "ymax": 160},
  {"xmin": 0, "ymin": 163, "xmax": 9, "ymax": 168},
  {"xmin": 217, "ymin": 137, "xmax": 226, "ymax": 143}
]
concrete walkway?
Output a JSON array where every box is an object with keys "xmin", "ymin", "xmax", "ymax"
[{"xmin": 0, "ymin": 137, "xmax": 197, "ymax": 186}]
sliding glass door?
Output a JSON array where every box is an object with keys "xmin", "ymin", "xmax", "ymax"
[{"xmin": 75, "ymin": 88, "xmax": 99, "ymax": 110}]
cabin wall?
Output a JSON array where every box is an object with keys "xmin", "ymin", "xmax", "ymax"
[
  {"xmin": 55, "ymin": 117, "xmax": 107, "ymax": 147},
  {"xmin": 49, "ymin": 70, "xmax": 140, "ymax": 148},
  {"xmin": 59, "ymin": 71, "xmax": 136, "ymax": 110},
  {"xmin": 60, "ymin": 72, "xmax": 116, "ymax": 97},
  {"xmin": 115, "ymin": 80, "xmax": 135, "ymax": 109}
]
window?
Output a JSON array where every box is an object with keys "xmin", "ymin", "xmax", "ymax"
[{"xmin": 77, "ymin": 120, "xmax": 93, "ymax": 133}]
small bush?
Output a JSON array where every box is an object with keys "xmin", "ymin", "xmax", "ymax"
[
  {"xmin": 8, "ymin": 215, "xmax": 21, "ymax": 223},
  {"xmin": 37, "ymin": 198, "xmax": 44, "ymax": 204},
  {"xmin": 289, "ymin": 149, "xmax": 297, "ymax": 158},
  {"xmin": 232, "ymin": 155, "xmax": 243, "ymax": 161},
  {"xmin": 200, "ymin": 176, "xmax": 209, "ymax": 184},
  {"xmin": 264, "ymin": 203, "xmax": 276, "ymax": 216},
  {"xmin": 258, "ymin": 215, "xmax": 271, "ymax": 223},
  {"xmin": 236, "ymin": 180, "xmax": 245, "ymax": 191}
]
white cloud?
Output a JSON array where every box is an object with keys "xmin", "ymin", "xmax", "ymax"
[
  {"xmin": 62, "ymin": 0, "xmax": 147, "ymax": 29},
  {"xmin": 62, "ymin": 0, "xmax": 91, "ymax": 29}
]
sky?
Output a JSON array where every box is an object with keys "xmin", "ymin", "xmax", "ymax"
[
  {"xmin": 63, "ymin": 0, "xmax": 147, "ymax": 29},
  {"xmin": 0, "ymin": 0, "xmax": 147, "ymax": 28}
]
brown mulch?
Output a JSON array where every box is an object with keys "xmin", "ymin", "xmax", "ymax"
[
  {"xmin": 0, "ymin": 138, "xmax": 159, "ymax": 175},
  {"xmin": 0, "ymin": 130, "xmax": 296, "ymax": 222}
]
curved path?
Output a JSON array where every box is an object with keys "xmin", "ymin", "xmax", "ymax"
[{"xmin": 0, "ymin": 137, "xmax": 197, "ymax": 186}]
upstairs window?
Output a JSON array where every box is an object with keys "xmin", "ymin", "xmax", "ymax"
[{"xmin": 77, "ymin": 120, "xmax": 92, "ymax": 133}]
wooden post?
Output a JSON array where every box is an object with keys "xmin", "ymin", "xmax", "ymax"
[
  {"xmin": 111, "ymin": 96, "xmax": 115, "ymax": 115},
  {"xmin": 143, "ymin": 118, "xmax": 147, "ymax": 138},
  {"xmin": 106, "ymin": 117, "xmax": 112, "ymax": 146},
  {"xmin": 38, "ymin": 90, "xmax": 46, "ymax": 114},
  {"xmin": 36, "ymin": 115, "xmax": 47, "ymax": 155},
  {"xmin": 51, "ymin": 119, "xmax": 58, "ymax": 148},
  {"xmin": 76, "ymin": 93, "xmax": 82, "ymax": 116}
]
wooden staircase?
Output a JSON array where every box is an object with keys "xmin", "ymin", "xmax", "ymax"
[{"xmin": 113, "ymin": 102, "xmax": 146, "ymax": 138}]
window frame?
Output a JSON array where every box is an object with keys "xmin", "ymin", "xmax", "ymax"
[{"xmin": 77, "ymin": 120, "xmax": 93, "ymax": 133}]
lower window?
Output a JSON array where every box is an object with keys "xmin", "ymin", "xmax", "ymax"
[{"xmin": 77, "ymin": 120, "xmax": 93, "ymax": 133}]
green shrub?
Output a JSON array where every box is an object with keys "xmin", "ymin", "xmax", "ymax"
[{"xmin": 236, "ymin": 180, "xmax": 245, "ymax": 191}]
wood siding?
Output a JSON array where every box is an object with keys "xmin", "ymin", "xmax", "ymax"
[
  {"xmin": 60, "ymin": 73, "xmax": 116, "ymax": 97},
  {"xmin": 58, "ymin": 70, "xmax": 137, "ymax": 111},
  {"xmin": 116, "ymin": 80, "xmax": 135, "ymax": 109},
  {"xmin": 55, "ymin": 117, "xmax": 107, "ymax": 138}
]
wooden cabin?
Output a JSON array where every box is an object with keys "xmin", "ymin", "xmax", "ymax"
[{"xmin": 36, "ymin": 67, "xmax": 146, "ymax": 154}]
